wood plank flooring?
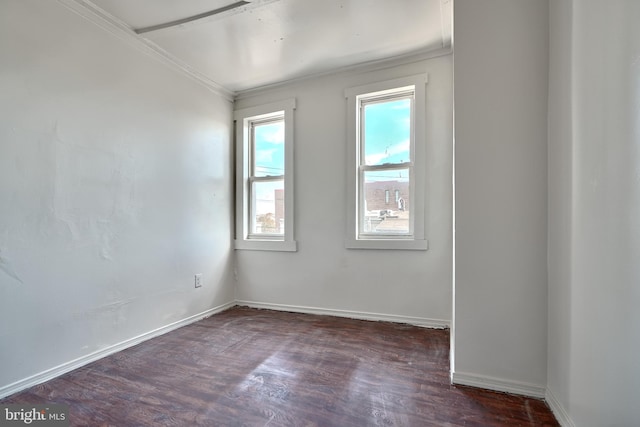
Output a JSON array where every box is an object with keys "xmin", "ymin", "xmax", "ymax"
[{"xmin": 2, "ymin": 307, "xmax": 559, "ymax": 426}]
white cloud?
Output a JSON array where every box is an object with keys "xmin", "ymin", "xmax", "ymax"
[
  {"xmin": 365, "ymin": 139, "xmax": 410, "ymax": 165},
  {"xmin": 260, "ymin": 123, "xmax": 284, "ymax": 145},
  {"xmin": 256, "ymin": 148, "xmax": 276, "ymax": 163},
  {"xmin": 390, "ymin": 101, "xmax": 411, "ymax": 110}
]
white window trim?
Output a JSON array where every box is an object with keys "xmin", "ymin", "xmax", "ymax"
[
  {"xmin": 234, "ymin": 99, "xmax": 297, "ymax": 252},
  {"xmin": 344, "ymin": 75, "xmax": 428, "ymax": 250}
]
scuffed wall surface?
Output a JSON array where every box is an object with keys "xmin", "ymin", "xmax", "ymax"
[{"xmin": 0, "ymin": 0, "xmax": 234, "ymax": 389}]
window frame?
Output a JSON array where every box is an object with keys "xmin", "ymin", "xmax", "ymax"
[
  {"xmin": 249, "ymin": 115, "xmax": 285, "ymax": 238},
  {"xmin": 345, "ymin": 75, "xmax": 428, "ymax": 250},
  {"xmin": 234, "ymin": 99, "xmax": 297, "ymax": 252}
]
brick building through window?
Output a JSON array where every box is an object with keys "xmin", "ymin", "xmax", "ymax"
[{"xmin": 364, "ymin": 180, "xmax": 410, "ymax": 212}]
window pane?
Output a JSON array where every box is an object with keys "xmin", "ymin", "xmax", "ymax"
[
  {"xmin": 363, "ymin": 98, "xmax": 411, "ymax": 166},
  {"xmin": 362, "ymin": 169, "xmax": 410, "ymax": 234},
  {"xmin": 253, "ymin": 120, "xmax": 284, "ymax": 177},
  {"xmin": 251, "ymin": 180, "xmax": 284, "ymax": 235}
]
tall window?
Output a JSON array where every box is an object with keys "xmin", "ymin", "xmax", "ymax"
[
  {"xmin": 235, "ymin": 99, "xmax": 296, "ymax": 252},
  {"xmin": 345, "ymin": 75, "xmax": 428, "ymax": 250},
  {"xmin": 250, "ymin": 116, "xmax": 284, "ymax": 236},
  {"xmin": 360, "ymin": 90, "xmax": 412, "ymax": 235}
]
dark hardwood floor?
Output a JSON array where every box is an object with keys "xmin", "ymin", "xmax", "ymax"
[{"xmin": 2, "ymin": 307, "xmax": 559, "ymax": 426}]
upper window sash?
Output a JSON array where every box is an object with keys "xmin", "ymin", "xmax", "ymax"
[
  {"xmin": 359, "ymin": 90, "xmax": 415, "ymax": 168},
  {"xmin": 250, "ymin": 116, "xmax": 284, "ymax": 178}
]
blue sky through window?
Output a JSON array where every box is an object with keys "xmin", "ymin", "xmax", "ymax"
[
  {"xmin": 253, "ymin": 119, "xmax": 285, "ymax": 219},
  {"xmin": 364, "ymin": 98, "xmax": 411, "ymax": 167},
  {"xmin": 254, "ymin": 120, "xmax": 284, "ymax": 177}
]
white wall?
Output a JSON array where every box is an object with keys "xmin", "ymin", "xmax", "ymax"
[
  {"xmin": 234, "ymin": 54, "xmax": 453, "ymax": 325},
  {"xmin": 453, "ymin": 0, "xmax": 549, "ymax": 393},
  {"xmin": 0, "ymin": 0, "xmax": 234, "ymax": 394},
  {"xmin": 547, "ymin": 1, "xmax": 640, "ymax": 425},
  {"xmin": 546, "ymin": 0, "xmax": 574, "ymax": 421}
]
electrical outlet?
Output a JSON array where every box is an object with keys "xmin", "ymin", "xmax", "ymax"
[{"xmin": 194, "ymin": 273, "xmax": 202, "ymax": 288}]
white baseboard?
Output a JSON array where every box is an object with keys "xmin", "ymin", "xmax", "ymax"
[
  {"xmin": 451, "ymin": 371, "xmax": 546, "ymax": 399},
  {"xmin": 235, "ymin": 300, "xmax": 450, "ymax": 329},
  {"xmin": 0, "ymin": 301, "xmax": 235, "ymax": 399},
  {"xmin": 545, "ymin": 387, "xmax": 575, "ymax": 427}
]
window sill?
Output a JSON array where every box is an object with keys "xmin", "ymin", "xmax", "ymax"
[
  {"xmin": 235, "ymin": 239, "xmax": 298, "ymax": 252},
  {"xmin": 344, "ymin": 238, "xmax": 429, "ymax": 251}
]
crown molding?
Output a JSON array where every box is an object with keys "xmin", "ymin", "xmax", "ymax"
[
  {"xmin": 56, "ymin": 0, "xmax": 235, "ymax": 101},
  {"xmin": 439, "ymin": 0, "xmax": 453, "ymax": 50},
  {"xmin": 55, "ymin": 0, "xmax": 450, "ymax": 102},
  {"xmin": 235, "ymin": 46, "xmax": 452, "ymax": 100}
]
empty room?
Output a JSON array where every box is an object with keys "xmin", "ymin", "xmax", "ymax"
[{"xmin": 1, "ymin": 0, "xmax": 638, "ymax": 426}]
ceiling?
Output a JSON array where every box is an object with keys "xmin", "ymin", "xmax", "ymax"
[{"xmin": 88, "ymin": 0, "xmax": 452, "ymax": 94}]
